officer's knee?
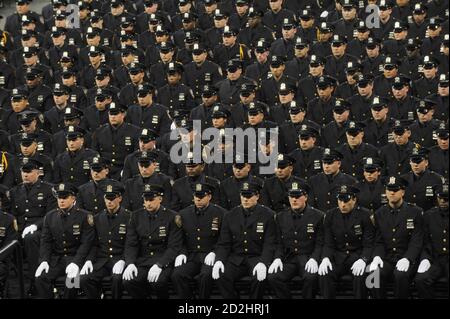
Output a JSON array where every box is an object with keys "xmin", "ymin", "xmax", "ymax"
[
  {"xmin": 393, "ymin": 269, "xmax": 410, "ymax": 282},
  {"xmin": 414, "ymin": 272, "xmax": 429, "ymax": 286}
]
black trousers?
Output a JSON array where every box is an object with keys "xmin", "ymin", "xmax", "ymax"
[
  {"xmin": 371, "ymin": 260, "xmax": 417, "ymax": 299},
  {"xmin": 0, "ymin": 261, "xmax": 9, "ymax": 297},
  {"xmin": 34, "ymin": 259, "xmax": 77, "ymax": 299},
  {"xmin": 22, "ymin": 230, "xmax": 41, "ymax": 283},
  {"xmin": 171, "ymin": 261, "xmax": 214, "ymax": 299},
  {"xmin": 122, "ymin": 266, "xmax": 172, "ymax": 299},
  {"xmin": 215, "ymin": 260, "xmax": 266, "ymax": 299},
  {"xmin": 80, "ymin": 261, "xmax": 123, "ymax": 299},
  {"xmin": 414, "ymin": 259, "xmax": 449, "ymax": 299},
  {"xmin": 319, "ymin": 256, "xmax": 368, "ymax": 299},
  {"xmin": 267, "ymin": 255, "xmax": 319, "ymax": 299}
]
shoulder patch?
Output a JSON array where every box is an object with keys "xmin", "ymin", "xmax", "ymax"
[
  {"xmin": 13, "ymin": 218, "xmax": 18, "ymax": 232},
  {"xmin": 87, "ymin": 214, "xmax": 94, "ymax": 226},
  {"xmin": 175, "ymin": 215, "xmax": 182, "ymax": 228}
]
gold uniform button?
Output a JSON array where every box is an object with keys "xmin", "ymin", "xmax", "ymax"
[
  {"xmin": 294, "ymin": 248, "xmax": 298, "ymax": 252},
  {"xmin": 392, "ymin": 228, "xmax": 396, "ymax": 232},
  {"xmin": 197, "ymin": 237, "xmax": 201, "ymax": 241},
  {"xmin": 393, "ymin": 248, "xmax": 397, "ymax": 252},
  {"xmin": 109, "ymin": 248, "xmax": 113, "ymax": 251},
  {"xmin": 244, "ymin": 248, "xmax": 248, "ymax": 252},
  {"xmin": 346, "ymin": 251, "xmax": 349, "ymax": 254},
  {"xmin": 244, "ymin": 232, "xmax": 247, "ymax": 235},
  {"xmin": 244, "ymin": 240, "xmax": 247, "ymax": 243},
  {"xmin": 197, "ymin": 245, "xmax": 201, "ymax": 249},
  {"xmin": 197, "ymin": 228, "xmax": 201, "ymax": 232},
  {"xmin": 393, "ymin": 238, "xmax": 396, "ymax": 242},
  {"xmin": 109, "ymin": 255, "xmax": 113, "ymax": 258}
]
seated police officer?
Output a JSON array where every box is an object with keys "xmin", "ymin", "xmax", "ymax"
[
  {"xmin": 369, "ymin": 176, "xmax": 424, "ymax": 299},
  {"xmin": 355, "ymin": 157, "xmax": 386, "ymax": 212},
  {"xmin": 212, "ymin": 182, "xmax": 276, "ymax": 299},
  {"xmin": 268, "ymin": 182, "xmax": 324, "ymax": 299},
  {"xmin": 171, "ymin": 182, "xmax": 227, "ymax": 299},
  {"xmin": 319, "ymin": 185, "xmax": 375, "ymax": 299},
  {"xmin": 9, "ymin": 158, "xmax": 56, "ymax": 295},
  {"xmin": 34, "ymin": 183, "xmax": 95, "ymax": 299},
  {"xmin": 414, "ymin": 183, "xmax": 449, "ymax": 299},
  {"xmin": 122, "ymin": 184, "xmax": 182, "ymax": 299},
  {"xmin": 79, "ymin": 181, "xmax": 131, "ymax": 299}
]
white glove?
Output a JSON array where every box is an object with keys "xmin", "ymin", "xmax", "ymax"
[
  {"xmin": 174, "ymin": 254, "xmax": 187, "ymax": 267},
  {"xmin": 252, "ymin": 262, "xmax": 267, "ymax": 282},
  {"xmin": 369, "ymin": 256, "xmax": 384, "ymax": 272},
  {"xmin": 65, "ymin": 263, "xmax": 79, "ymax": 279},
  {"xmin": 80, "ymin": 260, "xmax": 93, "ymax": 275},
  {"xmin": 22, "ymin": 224, "xmax": 38, "ymax": 239},
  {"xmin": 112, "ymin": 260, "xmax": 126, "ymax": 275},
  {"xmin": 35, "ymin": 261, "xmax": 49, "ymax": 278},
  {"xmin": 212, "ymin": 261, "xmax": 224, "ymax": 280},
  {"xmin": 268, "ymin": 258, "xmax": 283, "ymax": 274},
  {"xmin": 351, "ymin": 259, "xmax": 367, "ymax": 276},
  {"xmin": 318, "ymin": 257, "xmax": 333, "ymax": 276},
  {"xmin": 305, "ymin": 258, "xmax": 319, "ymax": 274},
  {"xmin": 122, "ymin": 264, "xmax": 138, "ymax": 281},
  {"xmin": 396, "ymin": 258, "xmax": 410, "ymax": 272},
  {"xmin": 417, "ymin": 259, "xmax": 431, "ymax": 274},
  {"xmin": 147, "ymin": 264, "xmax": 162, "ymax": 283},
  {"xmin": 204, "ymin": 252, "xmax": 216, "ymax": 266}
]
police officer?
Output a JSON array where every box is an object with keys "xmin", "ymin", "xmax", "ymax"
[
  {"xmin": 427, "ymin": 74, "xmax": 449, "ymax": 122},
  {"xmin": 379, "ymin": 120, "xmax": 415, "ymax": 176},
  {"xmin": 325, "ymin": 35, "xmax": 359, "ymax": 84},
  {"xmin": 43, "ymin": 83, "xmax": 73, "ymax": 134},
  {"xmin": 92, "ymin": 102, "xmax": 141, "ymax": 180},
  {"xmin": 122, "ymin": 128, "xmax": 171, "ymax": 181},
  {"xmin": 0, "ymin": 209, "xmax": 18, "ymax": 297},
  {"xmin": 212, "ymin": 182, "xmax": 276, "ymax": 299},
  {"xmin": 15, "ymin": 133, "xmax": 54, "ymax": 184},
  {"xmin": 306, "ymin": 75, "xmax": 338, "ymax": 126},
  {"xmin": 158, "ymin": 62, "xmax": 196, "ymax": 114},
  {"xmin": 319, "ymin": 184, "xmax": 375, "ymax": 299},
  {"xmin": 401, "ymin": 147, "xmax": 444, "ymax": 211},
  {"xmin": 216, "ymin": 59, "xmax": 255, "ymax": 106},
  {"xmin": 321, "ymin": 99, "xmax": 351, "ymax": 149},
  {"xmin": 348, "ymin": 74, "xmax": 376, "ymax": 123},
  {"xmin": 290, "ymin": 125, "xmax": 324, "ymax": 181},
  {"xmin": 10, "ymin": 110, "xmax": 52, "ymax": 158},
  {"xmin": 369, "ymin": 176, "xmax": 423, "ymax": 299},
  {"xmin": 190, "ymin": 85, "xmax": 220, "ymax": 129},
  {"xmin": 53, "ymin": 126, "xmax": 98, "ymax": 187},
  {"xmin": 122, "ymin": 184, "xmax": 182, "ymax": 299},
  {"xmin": 364, "ymin": 96, "xmax": 394, "ymax": 148},
  {"xmin": 123, "ymin": 151, "xmax": 172, "ymax": 211},
  {"xmin": 261, "ymin": 154, "xmax": 308, "ymax": 211},
  {"xmin": 219, "ymin": 153, "xmax": 263, "ymax": 210},
  {"xmin": 212, "ymin": 26, "xmax": 251, "ymax": 71},
  {"xmin": 414, "ymin": 183, "xmax": 449, "ymax": 299},
  {"xmin": 410, "ymin": 99, "xmax": 443, "ymax": 148},
  {"xmin": 429, "ymin": 123, "xmax": 449, "ymax": 179},
  {"xmin": 171, "ymin": 151, "xmax": 221, "ymax": 211},
  {"xmin": 171, "ymin": 182, "xmax": 227, "ymax": 298},
  {"xmin": 297, "ymin": 55, "xmax": 326, "ymax": 106},
  {"xmin": 414, "ymin": 56, "xmax": 440, "ymax": 99},
  {"xmin": 9, "ymin": 158, "xmax": 56, "ymax": 293},
  {"xmin": 309, "ymin": 148, "xmax": 357, "ymax": 212},
  {"xmin": 268, "ymin": 182, "xmax": 324, "ymax": 299},
  {"xmin": 244, "ymin": 40, "xmax": 271, "ymax": 85},
  {"xmin": 183, "ymin": 43, "xmax": 223, "ymax": 102},
  {"xmin": 77, "ymin": 156, "xmax": 113, "ymax": 216},
  {"xmin": 337, "ymin": 121, "xmax": 379, "ymax": 179},
  {"xmin": 355, "ymin": 157, "xmax": 386, "ymax": 212},
  {"xmin": 79, "ymin": 181, "xmax": 131, "ymax": 299},
  {"xmin": 34, "ymin": 183, "xmax": 95, "ymax": 299},
  {"xmin": 374, "ymin": 56, "xmax": 400, "ymax": 99},
  {"xmin": 388, "ymin": 75, "xmax": 418, "ymax": 121},
  {"xmin": 270, "ymin": 82, "xmax": 297, "ymax": 126}
]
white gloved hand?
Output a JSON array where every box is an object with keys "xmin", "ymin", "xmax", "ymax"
[
  {"xmin": 65, "ymin": 263, "xmax": 79, "ymax": 279},
  {"xmin": 174, "ymin": 254, "xmax": 187, "ymax": 267},
  {"xmin": 112, "ymin": 260, "xmax": 126, "ymax": 275},
  {"xmin": 351, "ymin": 259, "xmax": 367, "ymax": 276},
  {"xmin": 417, "ymin": 259, "xmax": 431, "ymax": 274},
  {"xmin": 369, "ymin": 256, "xmax": 384, "ymax": 272},
  {"xmin": 318, "ymin": 257, "xmax": 333, "ymax": 276},
  {"xmin": 147, "ymin": 264, "xmax": 162, "ymax": 283},
  {"xmin": 212, "ymin": 261, "xmax": 224, "ymax": 280},
  {"xmin": 122, "ymin": 264, "xmax": 138, "ymax": 281},
  {"xmin": 204, "ymin": 252, "xmax": 216, "ymax": 266},
  {"xmin": 305, "ymin": 258, "xmax": 319, "ymax": 274},
  {"xmin": 268, "ymin": 258, "xmax": 283, "ymax": 274},
  {"xmin": 396, "ymin": 258, "xmax": 410, "ymax": 272},
  {"xmin": 252, "ymin": 262, "xmax": 267, "ymax": 282},
  {"xmin": 22, "ymin": 224, "xmax": 38, "ymax": 239},
  {"xmin": 320, "ymin": 10, "xmax": 329, "ymax": 18},
  {"xmin": 80, "ymin": 260, "xmax": 93, "ymax": 275},
  {"xmin": 35, "ymin": 261, "xmax": 49, "ymax": 277}
]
